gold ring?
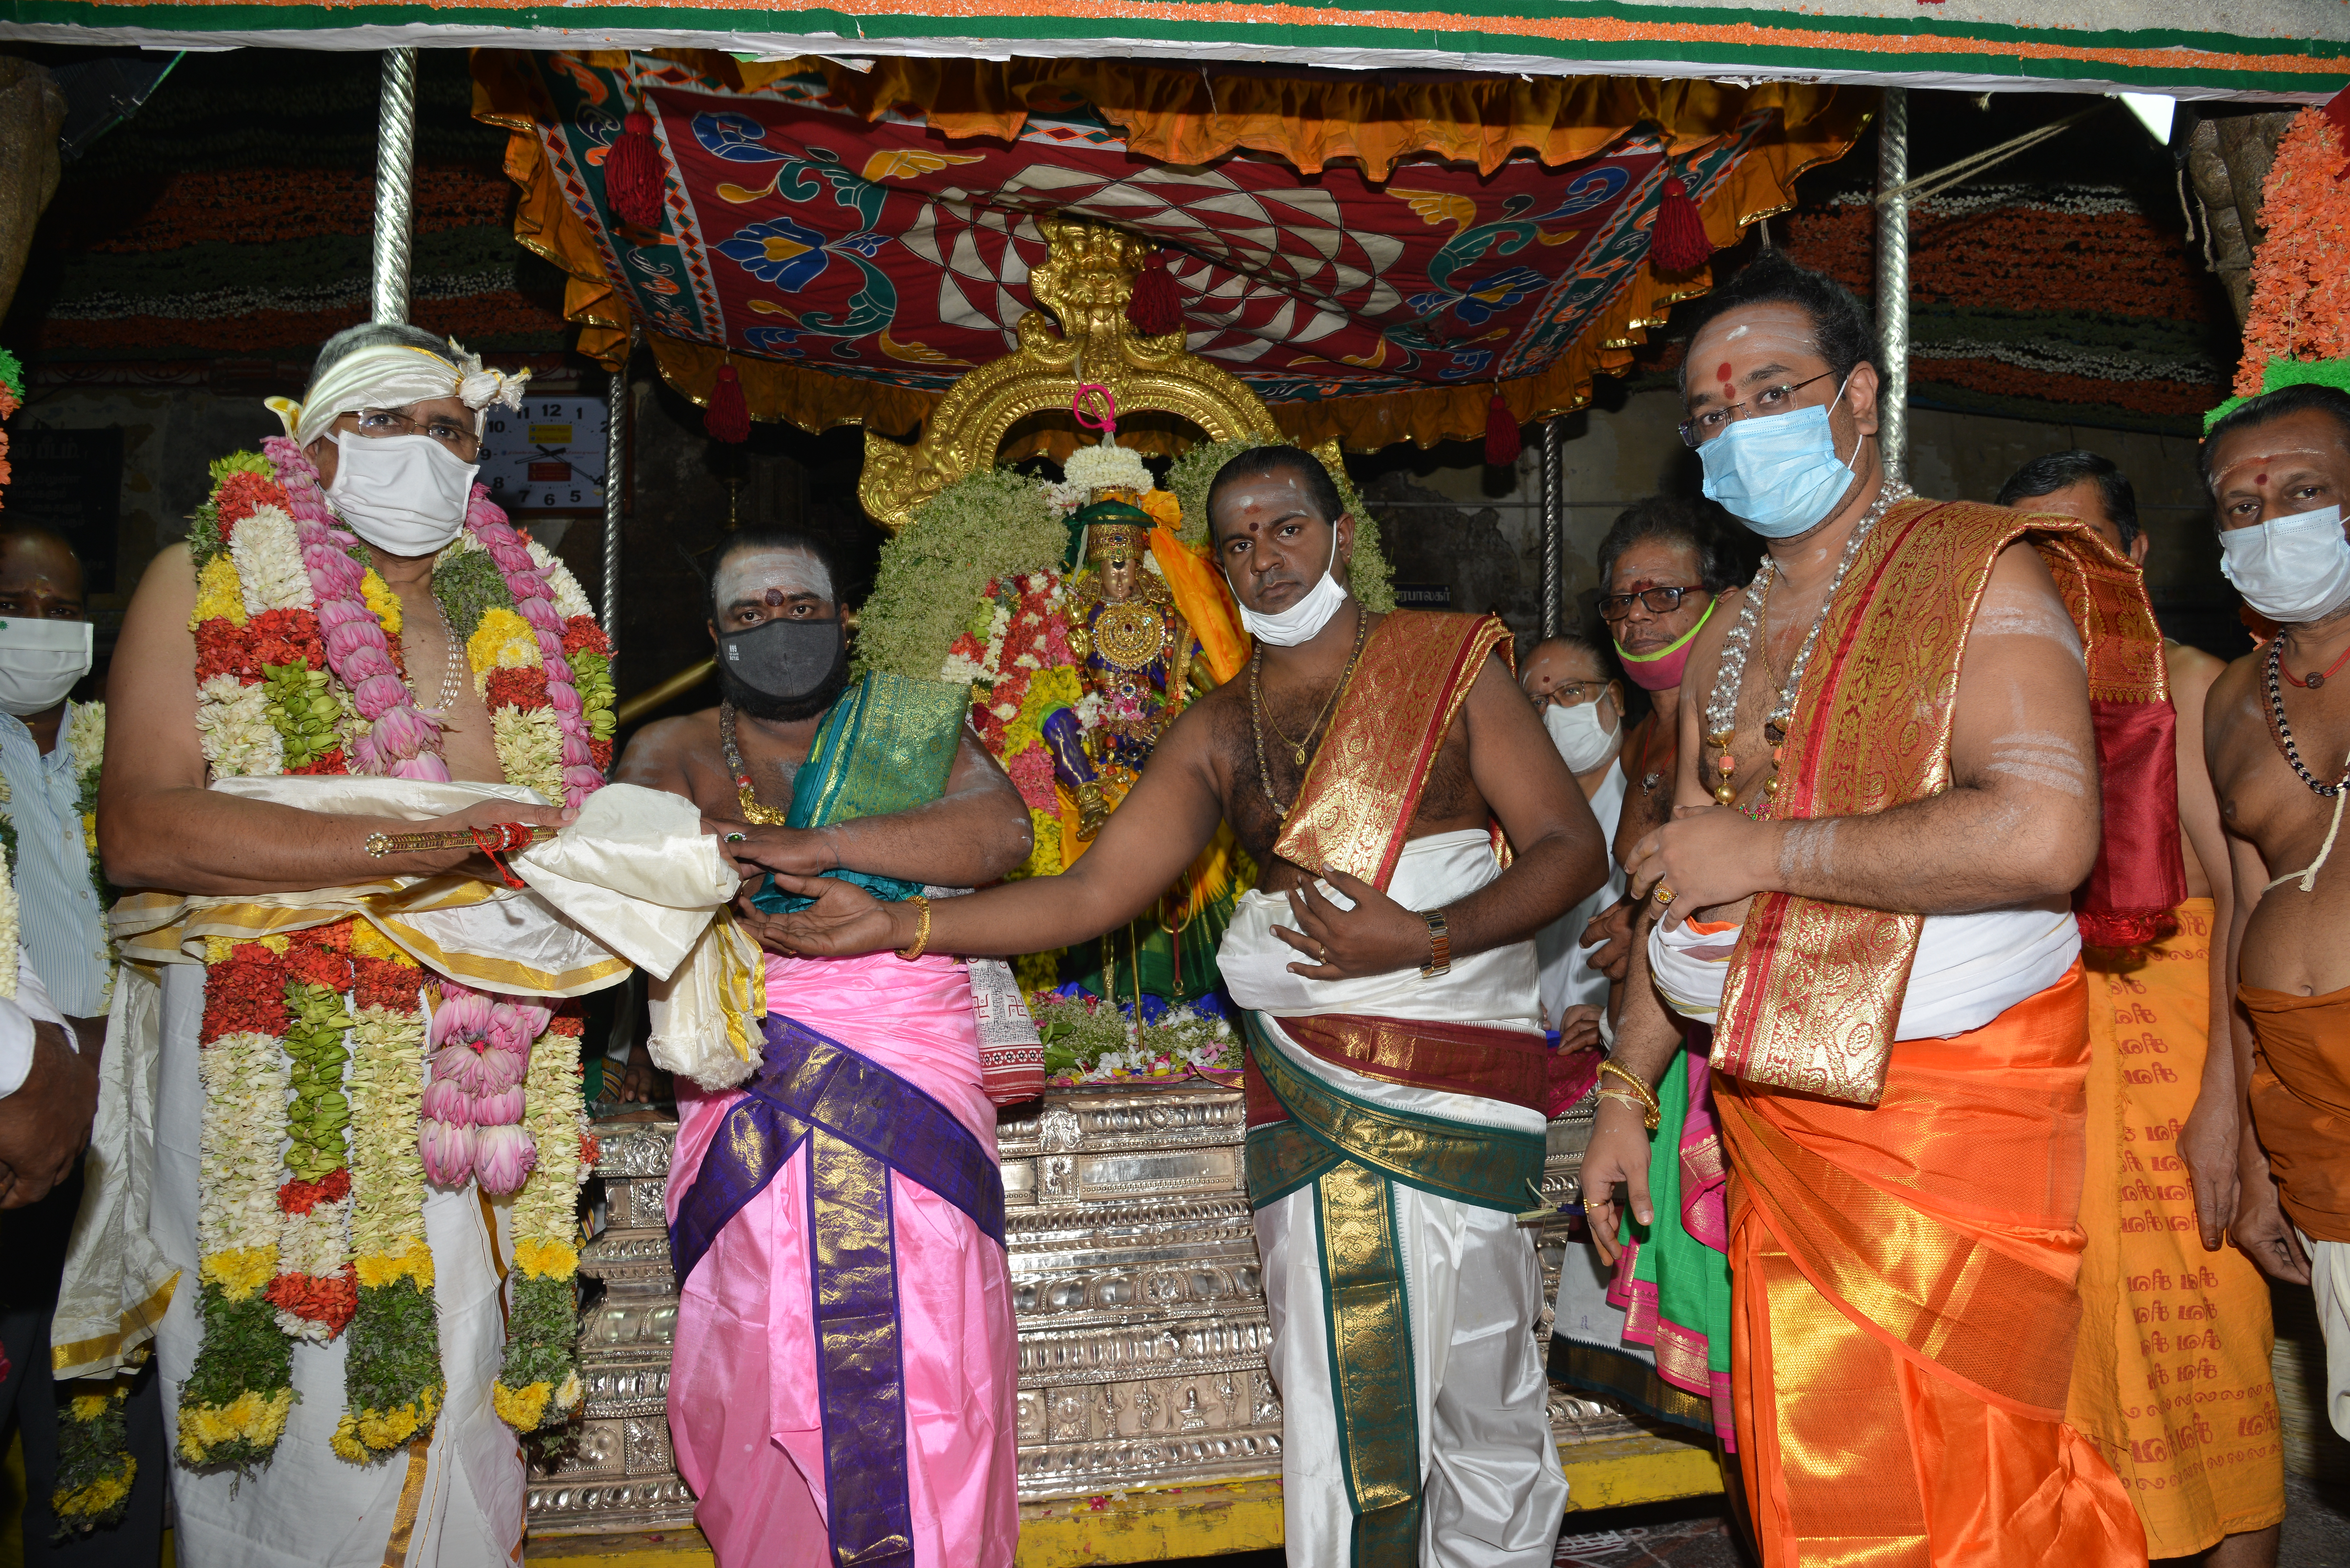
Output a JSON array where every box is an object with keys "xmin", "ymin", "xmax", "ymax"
[{"xmin": 1654, "ymin": 884, "xmax": 1677, "ymax": 906}]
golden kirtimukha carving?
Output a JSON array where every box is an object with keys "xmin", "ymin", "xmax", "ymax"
[{"xmin": 858, "ymin": 219, "xmax": 1285, "ymax": 533}]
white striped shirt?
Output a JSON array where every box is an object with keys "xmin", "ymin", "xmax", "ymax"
[{"xmin": 0, "ymin": 702, "xmax": 113, "ymax": 1016}]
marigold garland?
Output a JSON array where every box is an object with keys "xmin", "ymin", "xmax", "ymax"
[
  {"xmin": 2237, "ymin": 109, "xmax": 2350, "ymax": 398},
  {"xmin": 51, "ymin": 1380, "xmax": 136, "ymax": 1537}
]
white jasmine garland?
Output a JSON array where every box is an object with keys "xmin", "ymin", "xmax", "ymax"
[
  {"xmin": 196, "ymin": 675, "xmax": 284, "ymax": 778},
  {"xmin": 228, "ymin": 508, "xmax": 315, "ymax": 617},
  {"xmin": 527, "ymin": 540, "xmax": 596, "ymax": 621},
  {"xmin": 64, "ymin": 703, "xmax": 104, "ymax": 778},
  {"xmin": 0, "ymin": 834, "xmax": 16, "ymax": 1001},
  {"xmin": 1063, "ymin": 438, "xmax": 1153, "ymax": 495},
  {"xmin": 197, "ymin": 1032, "xmax": 290, "ymax": 1261},
  {"xmin": 489, "ymin": 706, "xmax": 565, "ymax": 803},
  {"xmin": 1041, "ymin": 479, "xmax": 1088, "ymax": 519}
]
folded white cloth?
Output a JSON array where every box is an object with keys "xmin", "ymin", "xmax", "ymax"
[
  {"xmin": 1649, "ymin": 901, "xmax": 2080, "ymax": 1041},
  {"xmin": 113, "ymin": 776, "xmax": 739, "ymax": 993},
  {"xmin": 1219, "ymin": 827, "xmax": 1541, "ymax": 1037}
]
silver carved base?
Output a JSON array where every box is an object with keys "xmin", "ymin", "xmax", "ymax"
[{"xmin": 527, "ymin": 1083, "xmax": 1629, "ymax": 1534}]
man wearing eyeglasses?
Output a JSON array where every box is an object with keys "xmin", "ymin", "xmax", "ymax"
[
  {"xmin": 96, "ymin": 324, "xmax": 612, "ymax": 1567},
  {"xmin": 1584, "ymin": 251, "xmax": 2176, "ymax": 1564}
]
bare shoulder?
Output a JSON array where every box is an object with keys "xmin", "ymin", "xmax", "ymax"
[
  {"xmin": 613, "ymin": 707, "xmax": 721, "ymax": 790},
  {"xmin": 1680, "ymin": 580, "xmax": 1746, "ymax": 695},
  {"xmin": 1989, "ymin": 536, "xmax": 2065, "ymax": 595},
  {"xmin": 125, "ymin": 541, "xmax": 197, "ymax": 619},
  {"xmin": 2163, "ymin": 638, "xmax": 2226, "ymax": 706}
]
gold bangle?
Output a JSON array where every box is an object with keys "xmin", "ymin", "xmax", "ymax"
[
  {"xmin": 1596, "ymin": 1086, "xmax": 1662, "ymax": 1133},
  {"xmin": 1596, "ymin": 1059, "xmax": 1662, "ymax": 1130},
  {"xmin": 895, "ymin": 894, "xmax": 933, "ymax": 962}
]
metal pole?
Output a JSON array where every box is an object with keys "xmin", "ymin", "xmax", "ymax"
[
  {"xmin": 1540, "ymin": 419, "xmax": 1564, "ymax": 640},
  {"xmin": 602, "ymin": 332, "xmax": 631, "ymax": 653},
  {"xmin": 369, "ymin": 48, "xmax": 418, "ymax": 325},
  {"xmin": 1874, "ymin": 86, "xmax": 1911, "ymax": 487}
]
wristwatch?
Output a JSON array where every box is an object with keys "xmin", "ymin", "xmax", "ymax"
[{"xmin": 1418, "ymin": 907, "xmax": 1451, "ymax": 979}]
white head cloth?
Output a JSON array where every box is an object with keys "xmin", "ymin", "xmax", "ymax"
[{"xmin": 266, "ymin": 336, "xmax": 529, "ymax": 447}]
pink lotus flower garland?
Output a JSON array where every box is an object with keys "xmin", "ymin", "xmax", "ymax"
[
  {"xmin": 419, "ymin": 981, "xmax": 546, "ymax": 1195},
  {"xmin": 466, "ymin": 498, "xmax": 605, "ymax": 809},
  {"xmin": 259, "ymin": 436, "xmax": 603, "ymax": 807},
  {"xmin": 261, "ymin": 436, "xmax": 450, "ymax": 783}
]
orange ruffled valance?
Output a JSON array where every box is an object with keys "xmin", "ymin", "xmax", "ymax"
[{"xmin": 476, "ymin": 51, "xmax": 1866, "ymax": 450}]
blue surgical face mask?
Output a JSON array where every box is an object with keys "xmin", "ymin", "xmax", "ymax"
[{"xmin": 1697, "ymin": 369, "xmax": 1863, "ymax": 539}]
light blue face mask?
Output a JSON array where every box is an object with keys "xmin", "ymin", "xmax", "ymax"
[{"xmin": 1697, "ymin": 369, "xmax": 1862, "ymax": 539}]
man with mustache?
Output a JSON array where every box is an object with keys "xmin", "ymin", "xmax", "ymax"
[
  {"xmin": 615, "ymin": 527, "xmax": 1039, "ymax": 1568},
  {"xmin": 758, "ymin": 446, "xmax": 1609, "ymax": 1566}
]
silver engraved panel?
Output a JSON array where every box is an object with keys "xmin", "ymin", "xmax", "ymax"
[{"xmin": 529, "ymin": 1084, "xmax": 1630, "ymax": 1534}]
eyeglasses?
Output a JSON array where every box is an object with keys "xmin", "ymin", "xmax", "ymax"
[
  {"xmin": 1677, "ymin": 370, "xmax": 1839, "ymax": 448},
  {"xmin": 1535, "ymin": 681, "xmax": 1611, "ymax": 709},
  {"xmin": 1597, "ymin": 585, "xmax": 1696, "ymax": 621},
  {"xmin": 345, "ymin": 407, "xmax": 484, "ymax": 463}
]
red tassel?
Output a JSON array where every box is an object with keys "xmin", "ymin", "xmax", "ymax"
[
  {"xmin": 1484, "ymin": 391, "xmax": 1521, "ymax": 466},
  {"xmin": 605, "ymin": 110, "xmax": 666, "ymax": 230},
  {"xmin": 2077, "ymin": 908, "xmax": 2179, "ymax": 951},
  {"xmin": 705, "ymin": 363, "xmax": 750, "ymax": 444},
  {"xmin": 1128, "ymin": 253, "xmax": 1183, "ymax": 337},
  {"xmin": 1650, "ymin": 174, "xmax": 1712, "ymax": 273}
]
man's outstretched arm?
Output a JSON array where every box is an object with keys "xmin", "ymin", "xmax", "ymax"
[
  {"xmin": 618, "ymin": 720, "xmax": 1035, "ymax": 888},
  {"xmin": 1628, "ymin": 544, "xmax": 2100, "ymax": 921},
  {"xmin": 99, "ymin": 544, "xmax": 566, "ymax": 895},
  {"xmin": 748, "ymin": 704, "xmax": 1228, "ymax": 958}
]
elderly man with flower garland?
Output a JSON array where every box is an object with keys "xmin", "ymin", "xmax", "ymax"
[
  {"xmin": 616, "ymin": 524, "xmax": 1040, "ymax": 1568},
  {"xmin": 100, "ymin": 323, "xmax": 622, "ymax": 1568},
  {"xmin": 0, "ymin": 522, "xmax": 170, "ymax": 1559}
]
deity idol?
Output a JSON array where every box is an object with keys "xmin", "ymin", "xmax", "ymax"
[{"xmin": 1042, "ymin": 505, "xmax": 1212, "ymax": 840}]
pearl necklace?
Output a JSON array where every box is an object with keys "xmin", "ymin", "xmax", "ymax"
[{"xmin": 1702, "ymin": 482, "xmax": 1912, "ymax": 810}]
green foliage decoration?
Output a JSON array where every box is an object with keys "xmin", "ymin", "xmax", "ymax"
[{"xmin": 855, "ymin": 470, "xmax": 1068, "ymax": 682}]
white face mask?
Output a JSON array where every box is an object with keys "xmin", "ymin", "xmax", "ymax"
[
  {"xmin": 1543, "ymin": 697, "xmax": 1620, "ymax": 773},
  {"xmin": 2219, "ymin": 504, "xmax": 2350, "ymax": 625},
  {"xmin": 1229, "ymin": 524, "xmax": 1350, "ymax": 648},
  {"xmin": 324, "ymin": 430, "xmax": 478, "ymax": 556},
  {"xmin": 0, "ymin": 618, "xmax": 92, "ymax": 717}
]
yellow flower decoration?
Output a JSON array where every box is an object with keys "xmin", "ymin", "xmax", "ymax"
[
  {"xmin": 203, "ymin": 935, "xmax": 236, "ymax": 965},
  {"xmin": 177, "ymin": 1388, "xmax": 293, "ymax": 1463},
  {"xmin": 354, "ymin": 1240, "xmax": 435, "ymax": 1290},
  {"xmin": 201, "ymin": 1245, "xmax": 277, "ymax": 1301},
  {"xmin": 348, "ymin": 922, "xmax": 419, "ymax": 967},
  {"xmin": 466, "ymin": 607, "xmax": 541, "ymax": 693},
  {"xmin": 512, "ymin": 1236, "xmax": 579, "ymax": 1280},
  {"xmin": 492, "ymin": 1380, "xmax": 551, "ymax": 1432},
  {"xmin": 69, "ymin": 1391, "xmax": 112, "ymax": 1421},
  {"xmin": 191, "ymin": 556, "xmax": 248, "ymax": 628},
  {"xmin": 257, "ymin": 934, "xmax": 289, "ymax": 955},
  {"xmin": 359, "ymin": 570, "xmax": 403, "ymax": 638}
]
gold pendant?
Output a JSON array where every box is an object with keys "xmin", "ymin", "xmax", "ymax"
[
  {"xmin": 1292, "ymin": 743, "xmax": 1308, "ymax": 766},
  {"xmin": 1092, "ymin": 601, "xmax": 1166, "ymax": 670}
]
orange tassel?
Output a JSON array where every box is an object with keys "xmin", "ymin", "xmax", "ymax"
[
  {"xmin": 706, "ymin": 363, "xmax": 751, "ymax": 444},
  {"xmin": 605, "ymin": 110, "xmax": 666, "ymax": 230},
  {"xmin": 1128, "ymin": 253, "xmax": 1183, "ymax": 336},
  {"xmin": 1651, "ymin": 174, "xmax": 1712, "ymax": 273},
  {"xmin": 1484, "ymin": 391, "xmax": 1521, "ymax": 466}
]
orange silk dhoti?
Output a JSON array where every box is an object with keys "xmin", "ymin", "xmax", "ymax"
[
  {"xmin": 1720, "ymin": 964, "xmax": 2147, "ymax": 1566},
  {"xmin": 2073, "ymin": 902, "xmax": 2283, "ymax": 1557}
]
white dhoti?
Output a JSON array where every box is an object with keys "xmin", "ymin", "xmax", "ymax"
[
  {"xmin": 151, "ymin": 961, "xmax": 523, "ymax": 1568},
  {"xmin": 1225, "ymin": 829, "xmax": 1571, "ymax": 1567}
]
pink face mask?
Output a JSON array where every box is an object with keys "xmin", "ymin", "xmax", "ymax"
[{"xmin": 1612, "ymin": 598, "xmax": 1715, "ymax": 692}]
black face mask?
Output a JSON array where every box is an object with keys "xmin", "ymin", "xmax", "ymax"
[{"xmin": 716, "ymin": 616, "xmax": 848, "ymax": 723}]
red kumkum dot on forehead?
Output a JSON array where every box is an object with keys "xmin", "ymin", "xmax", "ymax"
[
  {"xmin": 1716, "ymin": 362, "xmax": 1734, "ymax": 382},
  {"xmin": 2257, "ymin": 474, "xmax": 2269, "ymax": 486}
]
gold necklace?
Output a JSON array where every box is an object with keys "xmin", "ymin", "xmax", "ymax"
[
  {"xmin": 1251, "ymin": 605, "xmax": 1370, "ymax": 813},
  {"xmin": 719, "ymin": 701, "xmax": 793, "ymax": 826}
]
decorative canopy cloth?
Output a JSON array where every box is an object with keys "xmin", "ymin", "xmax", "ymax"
[
  {"xmin": 477, "ymin": 52, "xmax": 1867, "ymax": 448},
  {"xmin": 4, "ymin": 2, "xmax": 2344, "ymax": 101}
]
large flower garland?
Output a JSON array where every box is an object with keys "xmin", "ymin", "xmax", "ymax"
[
  {"xmin": 2235, "ymin": 109, "xmax": 2350, "ymax": 399},
  {"xmin": 179, "ymin": 441, "xmax": 609, "ymax": 1469}
]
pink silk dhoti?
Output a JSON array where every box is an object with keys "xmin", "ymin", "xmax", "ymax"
[{"xmin": 665, "ymin": 951, "xmax": 1020, "ymax": 1568}]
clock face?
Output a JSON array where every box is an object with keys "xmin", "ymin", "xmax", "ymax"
[{"xmin": 479, "ymin": 396, "xmax": 612, "ymax": 514}]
